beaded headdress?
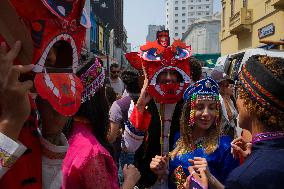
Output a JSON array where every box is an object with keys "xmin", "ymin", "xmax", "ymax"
[
  {"xmin": 183, "ymin": 77, "xmax": 220, "ymax": 127},
  {"xmin": 78, "ymin": 58, "xmax": 105, "ymax": 103}
]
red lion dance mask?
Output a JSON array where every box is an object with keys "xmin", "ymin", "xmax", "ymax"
[
  {"xmin": 125, "ymin": 31, "xmax": 192, "ymax": 104},
  {"xmin": 0, "ymin": 0, "xmax": 90, "ymax": 116},
  {"xmin": 4, "ymin": 0, "xmax": 89, "ymax": 72}
]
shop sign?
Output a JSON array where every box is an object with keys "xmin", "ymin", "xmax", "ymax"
[{"xmin": 258, "ymin": 23, "xmax": 275, "ymax": 39}]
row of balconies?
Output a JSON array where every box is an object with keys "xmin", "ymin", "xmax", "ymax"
[{"xmin": 226, "ymin": 0, "xmax": 283, "ymax": 36}]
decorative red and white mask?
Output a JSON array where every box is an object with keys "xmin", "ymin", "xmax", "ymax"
[
  {"xmin": 125, "ymin": 38, "xmax": 192, "ymax": 104},
  {"xmin": 0, "ymin": 0, "xmax": 90, "ymax": 116},
  {"xmin": 2, "ymin": 0, "xmax": 90, "ymax": 73}
]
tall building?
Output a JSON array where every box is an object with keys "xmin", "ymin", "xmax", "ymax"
[
  {"xmin": 221, "ymin": 0, "xmax": 284, "ymax": 55},
  {"xmin": 146, "ymin": 25, "xmax": 165, "ymax": 42},
  {"xmin": 182, "ymin": 13, "xmax": 221, "ymax": 54},
  {"xmin": 166, "ymin": 0, "xmax": 213, "ymax": 40}
]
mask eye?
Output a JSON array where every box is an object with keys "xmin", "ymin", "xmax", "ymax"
[
  {"xmin": 144, "ymin": 48, "xmax": 161, "ymax": 61},
  {"xmin": 175, "ymin": 48, "xmax": 188, "ymax": 59},
  {"xmin": 43, "ymin": 0, "xmax": 74, "ymax": 18}
]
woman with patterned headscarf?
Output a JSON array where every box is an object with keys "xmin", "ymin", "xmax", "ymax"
[{"xmin": 150, "ymin": 77, "xmax": 239, "ymax": 189}]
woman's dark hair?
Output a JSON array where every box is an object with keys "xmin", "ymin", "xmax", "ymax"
[
  {"xmin": 121, "ymin": 70, "xmax": 140, "ymax": 93},
  {"xmin": 75, "ymin": 87, "xmax": 113, "ymax": 156},
  {"xmin": 189, "ymin": 57, "xmax": 202, "ymax": 82}
]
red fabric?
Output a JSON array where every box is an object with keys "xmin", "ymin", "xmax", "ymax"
[
  {"xmin": 129, "ymin": 106, "xmax": 152, "ymax": 131},
  {"xmin": 34, "ymin": 73, "xmax": 83, "ymax": 116},
  {"xmin": 0, "ymin": 98, "xmax": 42, "ymax": 189}
]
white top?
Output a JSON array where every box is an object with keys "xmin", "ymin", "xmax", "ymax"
[
  {"xmin": 219, "ymin": 95, "xmax": 239, "ymax": 137},
  {"xmin": 0, "ymin": 130, "xmax": 68, "ymax": 189},
  {"xmin": 109, "ymin": 77, "xmax": 125, "ymax": 96}
]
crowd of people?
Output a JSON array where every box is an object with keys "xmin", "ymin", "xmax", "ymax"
[{"xmin": 1, "ymin": 1, "xmax": 284, "ymax": 189}]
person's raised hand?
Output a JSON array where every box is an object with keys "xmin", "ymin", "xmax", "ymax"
[
  {"xmin": 0, "ymin": 41, "xmax": 34, "ymax": 140},
  {"xmin": 136, "ymin": 65, "xmax": 152, "ymax": 113},
  {"xmin": 231, "ymin": 136, "xmax": 252, "ymax": 159}
]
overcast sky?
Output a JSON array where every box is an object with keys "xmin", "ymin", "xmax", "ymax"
[{"xmin": 124, "ymin": 0, "xmax": 222, "ymax": 51}]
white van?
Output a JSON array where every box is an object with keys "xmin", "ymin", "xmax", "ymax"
[{"xmin": 215, "ymin": 48, "xmax": 284, "ymax": 80}]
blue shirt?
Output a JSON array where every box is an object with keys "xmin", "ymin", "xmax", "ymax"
[{"xmin": 169, "ymin": 135, "xmax": 239, "ymax": 188}]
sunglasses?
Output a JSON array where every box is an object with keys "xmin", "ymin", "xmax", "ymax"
[{"xmin": 111, "ymin": 71, "xmax": 120, "ymax": 74}]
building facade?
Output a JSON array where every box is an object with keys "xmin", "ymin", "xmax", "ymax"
[
  {"xmin": 221, "ymin": 0, "xmax": 284, "ymax": 55},
  {"xmin": 166, "ymin": 0, "xmax": 213, "ymax": 40},
  {"xmin": 88, "ymin": 0, "xmax": 127, "ymax": 72},
  {"xmin": 182, "ymin": 14, "xmax": 221, "ymax": 54},
  {"xmin": 146, "ymin": 25, "xmax": 166, "ymax": 42}
]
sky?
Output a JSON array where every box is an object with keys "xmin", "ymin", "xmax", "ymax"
[{"xmin": 124, "ymin": 0, "xmax": 222, "ymax": 51}]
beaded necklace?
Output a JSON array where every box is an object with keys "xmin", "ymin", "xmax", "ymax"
[
  {"xmin": 178, "ymin": 137, "xmax": 205, "ymax": 154},
  {"xmin": 252, "ymin": 131, "xmax": 284, "ymax": 144}
]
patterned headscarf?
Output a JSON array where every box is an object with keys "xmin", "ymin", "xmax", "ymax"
[
  {"xmin": 77, "ymin": 58, "xmax": 105, "ymax": 103},
  {"xmin": 183, "ymin": 77, "xmax": 220, "ymax": 127}
]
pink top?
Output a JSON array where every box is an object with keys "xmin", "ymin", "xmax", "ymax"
[{"xmin": 62, "ymin": 120, "xmax": 119, "ymax": 189}]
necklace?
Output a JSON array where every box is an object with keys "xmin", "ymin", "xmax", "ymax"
[
  {"xmin": 179, "ymin": 137, "xmax": 205, "ymax": 154},
  {"xmin": 252, "ymin": 131, "xmax": 284, "ymax": 144}
]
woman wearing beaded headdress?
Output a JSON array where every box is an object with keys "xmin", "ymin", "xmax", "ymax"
[{"xmin": 150, "ymin": 77, "xmax": 239, "ymax": 189}]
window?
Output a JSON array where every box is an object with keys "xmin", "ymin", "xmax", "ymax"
[
  {"xmin": 198, "ymin": 6, "xmax": 201, "ymax": 9},
  {"xmin": 182, "ymin": 20, "xmax": 186, "ymax": 23},
  {"xmin": 175, "ymin": 1, "xmax": 178, "ymax": 4},
  {"xmin": 198, "ymin": 12, "xmax": 201, "ymax": 15},
  {"xmin": 198, "ymin": 0, "xmax": 201, "ymax": 2},
  {"xmin": 243, "ymin": 0, "xmax": 248, "ymax": 7},
  {"xmin": 206, "ymin": 12, "xmax": 209, "ymax": 15},
  {"xmin": 175, "ymin": 33, "xmax": 179, "ymax": 36},
  {"xmin": 222, "ymin": 6, "xmax": 225, "ymax": 27},
  {"xmin": 231, "ymin": 0, "xmax": 235, "ymax": 16},
  {"xmin": 182, "ymin": 7, "xmax": 186, "ymax": 10},
  {"xmin": 190, "ymin": 6, "xmax": 194, "ymax": 9},
  {"xmin": 182, "ymin": 26, "xmax": 186, "ymax": 29},
  {"xmin": 206, "ymin": 6, "xmax": 209, "ymax": 8},
  {"xmin": 182, "ymin": 13, "xmax": 186, "ymax": 16},
  {"xmin": 175, "ymin": 14, "xmax": 178, "ymax": 16},
  {"xmin": 182, "ymin": 1, "xmax": 186, "ymax": 4},
  {"xmin": 175, "ymin": 7, "xmax": 178, "ymax": 10},
  {"xmin": 175, "ymin": 26, "xmax": 178, "ymax": 29},
  {"xmin": 175, "ymin": 20, "xmax": 178, "ymax": 23},
  {"xmin": 191, "ymin": 0, "xmax": 194, "ymax": 2}
]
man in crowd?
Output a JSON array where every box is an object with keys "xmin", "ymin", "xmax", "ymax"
[
  {"xmin": 0, "ymin": 0, "xmax": 86, "ymax": 188},
  {"xmin": 123, "ymin": 30, "xmax": 203, "ymax": 188},
  {"xmin": 109, "ymin": 63, "xmax": 125, "ymax": 99},
  {"xmin": 108, "ymin": 70, "xmax": 142, "ymax": 185}
]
